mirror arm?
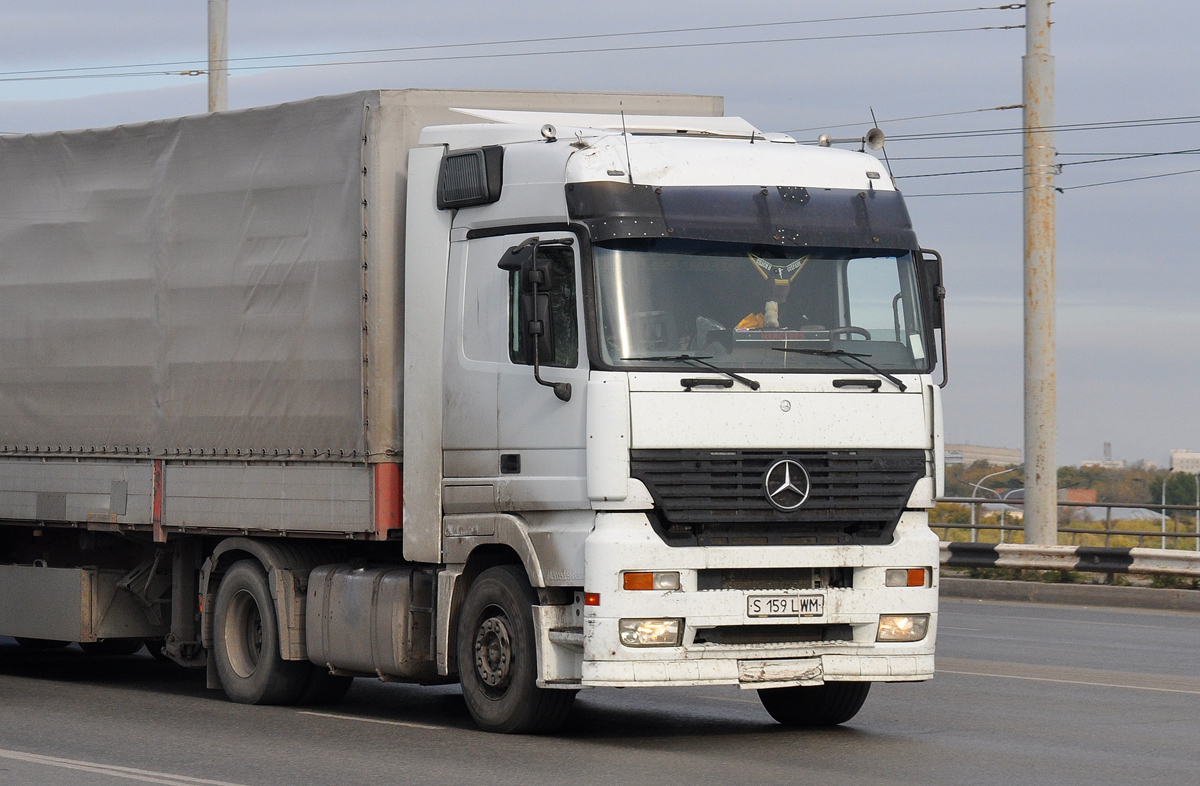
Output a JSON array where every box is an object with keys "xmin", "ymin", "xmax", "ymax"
[
  {"xmin": 532, "ymin": 341, "xmax": 572, "ymax": 402},
  {"xmin": 527, "ymin": 278, "xmax": 571, "ymax": 402}
]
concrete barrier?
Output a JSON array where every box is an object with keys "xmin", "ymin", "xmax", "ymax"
[{"xmin": 940, "ymin": 576, "xmax": 1200, "ymax": 612}]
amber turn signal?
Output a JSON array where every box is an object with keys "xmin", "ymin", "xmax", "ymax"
[
  {"xmin": 885, "ymin": 568, "xmax": 929, "ymax": 588},
  {"xmin": 622, "ymin": 571, "xmax": 681, "ymax": 591}
]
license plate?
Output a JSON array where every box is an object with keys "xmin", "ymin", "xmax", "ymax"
[{"xmin": 746, "ymin": 594, "xmax": 825, "ymax": 618}]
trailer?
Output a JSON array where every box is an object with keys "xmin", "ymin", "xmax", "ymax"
[{"xmin": 0, "ymin": 88, "xmax": 946, "ymax": 732}]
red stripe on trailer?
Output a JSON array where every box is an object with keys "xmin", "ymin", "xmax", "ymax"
[
  {"xmin": 152, "ymin": 459, "xmax": 165, "ymax": 543},
  {"xmin": 374, "ymin": 463, "xmax": 402, "ymax": 539}
]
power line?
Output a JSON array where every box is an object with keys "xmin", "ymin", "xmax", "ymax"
[
  {"xmin": 896, "ymin": 148, "xmax": 1200, "ymax": 179},
  {"xmin": 904, "ymin": 188, "xmax": 1021, "ymax": 198},
  {"xmin": 888, "ymin": 153, "xmax": 1022, "ymax": 160},
  {"xmin": 1063, "ymin": 166, "xmax": 1200, "ymax": 191},
  {"xmin": 790, "ymin": 103, "xmax": 1022, "ymax": 134},
  {"xmin": 0, "ymin": 25, "xmax": 1024, "ymax": 84},
  {"xmin": 900, "ymin": 164, "xmax": 1021, "ymax": 179},
  {"xmin": 1061, "ymin": 148, "xmax": 1200, "ymax": 167},
  {"xmin": 0, "ymin": 5, "xmax": 1026, "ymax": 80},
  {"xmin": 904, "ymin": 165, "xmax": 1200, "ymax": 197},
  {"xmin": 888, "ymin": 113, "xmax": 1200, "ymax": 141},
  {"xmin": 889, "ymin": 150, "xmax": 1200, "ymax": 160}
]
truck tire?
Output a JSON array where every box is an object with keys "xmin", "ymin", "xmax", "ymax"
[
  {"xmin": 79, "ymin": 639, "xmax": 146, "ymax": 656},
  {"xmin": 456, "ymin": 565, "xmax": 576, "ymax": 734},
  {"xmin": 298, "ymin": 666, "xmax": 354, "ymax": 706},
  {"xmin": 757, "ymin": 682, "xmax": 870, "ymax": 727},
  {"xmin": 213, "ymin": 560, "xmax": 309, "ymax": 705}
]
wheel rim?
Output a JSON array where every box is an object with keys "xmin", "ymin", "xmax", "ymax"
[
  {"xmin": 473, "ymin": 609, "xmax": 514, "ymax": 695},
  {"xmin": 225, "ymin": 588, "xmax": 263, "ymax": 679}
]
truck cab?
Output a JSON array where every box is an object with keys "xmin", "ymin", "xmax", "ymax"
[{"xmin": 408, "ymin": 110, "xmax": 946, "ymax": 729}]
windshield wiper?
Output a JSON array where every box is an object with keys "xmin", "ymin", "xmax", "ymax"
[
  {"xmin": 771, "ymin": 347, "xmax": 907, "ymax": 392},
  {"xmin": 623, "ymin": 354, "xmax": 761, "ymax": 390}
]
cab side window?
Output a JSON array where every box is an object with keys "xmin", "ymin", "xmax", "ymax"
[{"xmin": 508, "ymin": 245, "xmax": 578, "ymax": 368}]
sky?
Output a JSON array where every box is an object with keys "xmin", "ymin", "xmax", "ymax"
[{"xmin": 1, "ymin": 1, "xmax": 1197, "ymax": 467}]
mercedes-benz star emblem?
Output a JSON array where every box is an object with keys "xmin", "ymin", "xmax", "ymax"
[{"xmin": 763, "ymin": 459, "xmax": 810, "ymax": 511}]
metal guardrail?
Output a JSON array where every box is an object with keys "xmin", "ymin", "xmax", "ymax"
[
  {"xmin": 940, "ymin": 542, "xmax": 1200, "ymax": 579},
  {"xmin": 934, "ymin": 496, "xmax": 1200, "ymax": 550}
]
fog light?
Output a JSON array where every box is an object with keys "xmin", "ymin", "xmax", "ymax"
[
  {"xmin": 623, "ymin": 571, "xmax": 681, "ymax": 591},
  {"xmin": 618, "ymin": 618, "xmax": 682, "ymax": 647},
  {"xmin": 885, "ymin": 568, "xmax": 929, "ymax": 588},
  {"xmin": 877, "ymin": 614, "xmax": 930, "ymax": 642}
]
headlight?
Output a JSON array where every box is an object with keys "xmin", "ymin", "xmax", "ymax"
[
  {"xmin": 618, "ymin": 618, "xmax": 682, "ymax": 647},
  {"xmin": 877, "ymin": 614, "xmax": 930, "ymax": 642}
]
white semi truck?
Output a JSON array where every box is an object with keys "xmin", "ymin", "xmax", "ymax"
[{"xmin": 0, "ymin": 89, "xmax": 946, "ymax": 733}]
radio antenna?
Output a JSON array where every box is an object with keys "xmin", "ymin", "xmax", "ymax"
[
  {"xmin": 869, "ymin": 107, "xmax": 896, "ymax": 185},
  {"xmin": 620, "ymin": 106, "xmax": 634, "ymax": 185}
]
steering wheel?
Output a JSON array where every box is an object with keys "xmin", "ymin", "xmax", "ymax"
[{"xmin": 831, "ymin": 326, "xmax": 872, "ymax": 340}]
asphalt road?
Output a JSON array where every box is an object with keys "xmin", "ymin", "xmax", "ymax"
[{"xmin": 1, "ymin": 598, "xmax": 1197, "ymax": 786}]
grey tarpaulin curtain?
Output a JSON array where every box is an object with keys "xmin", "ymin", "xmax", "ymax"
[{"xmin": 0, "ymin": 93, "xmax": 369, "ymax": 458}]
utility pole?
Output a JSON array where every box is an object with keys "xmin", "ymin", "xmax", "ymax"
[
  {"xmin": 1023, "ymin": 0, "xmax": 1057, "ymax": 545},
  {"xmin": 208, "ymin": 0, "xmax": 228, "ymax": 112}
]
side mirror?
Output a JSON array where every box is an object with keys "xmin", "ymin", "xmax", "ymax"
[
  {"xmin": 918, "ymin": 248, "xmax": 948, "ymax": 388},
  {"xmin": 497, "ymin": 237, "xmax": 573, "ymax": 401},
  {"xmin": 917, "ymin": 248, "xmax": 945, "ymax": 330}
]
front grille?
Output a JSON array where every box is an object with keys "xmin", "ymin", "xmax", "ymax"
[
  {"xmin": 692, "ymin": 624, "xmax": 853, "ymax": 646},
  {"xmin": 696, "ymin": 567, "xmax": 852, "ymax": 591},
  {"xmin": 631, "ymin": 449, "xmax": 925, "ymax": 547}
]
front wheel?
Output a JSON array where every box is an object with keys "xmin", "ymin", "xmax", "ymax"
[
  {"xmin": 213, "ymin": 560, "xmax": 309, "ymax": 705},
  {"xmin": 455, "ymin": 565, "xmax": 576, "ymax": 734},
  {"xmin": 758, "ymin": 682, "xmax": 870, "ymax": 726}
]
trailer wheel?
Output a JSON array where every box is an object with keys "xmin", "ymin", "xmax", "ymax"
[
  {"xmin": 757, "ymin": 682, "xmax": 871, "ymax": 727},
  {"xmin": 456, "ymin": 565, "xmax": 576, "ymax": 734},
  {"xmin": 213, "ymin": 560, "xmax": 309, "ymax": 705}
]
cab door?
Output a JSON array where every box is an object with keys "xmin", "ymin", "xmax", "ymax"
[{"xmin": 442, "ymin": 231, "xmax": 588, "ymax": 513}]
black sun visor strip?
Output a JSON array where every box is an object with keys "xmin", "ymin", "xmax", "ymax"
[{"xmin": 564, "ymin": 181, "xmax": 918, "ymax": 249}]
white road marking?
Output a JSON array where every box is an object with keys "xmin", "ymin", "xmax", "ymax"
[
  {"xmin": 297, "ymin": 709, "xmax": 447, "ymax": 730},
  {"xmin": 0, "ymin": 748, "xmax": 249, "ymax": 786},
  {"xmin": 941, "ymin": 607, "xmax": 1192, "ymax": 631},
  {"xmin": 936, "ymin": 672, "xmax": 1200, "ymax": 696}
]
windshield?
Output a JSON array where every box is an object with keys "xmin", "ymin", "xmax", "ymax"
[{"xmin": 593, "ymin": 239, "xmax": 929, "ymax": 372}]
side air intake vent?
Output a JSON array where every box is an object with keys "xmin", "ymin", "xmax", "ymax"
[{"xmin": 437, "ymin": 146, "xmax": 504, "ymax": 209}]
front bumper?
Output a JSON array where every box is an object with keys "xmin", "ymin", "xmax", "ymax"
[{"xmin": 574, "ymin": 510, "xmax": 939, "ymax": 689}]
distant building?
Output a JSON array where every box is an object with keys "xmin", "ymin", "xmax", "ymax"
[
  {"xmin": 1170, "ymin": 449, "xmax": 1200, "ymax": 474},
  {"xmin": 945, "ymin": 444, "xmax": 1022, "ymax": 466},
  {"xmin": 1082, "ymin": 441, "xmax": 1126, "ymax": 469},
  {"xmin": 1057, "ymin": 488, "xmax": 1098, "ymax": 504}
]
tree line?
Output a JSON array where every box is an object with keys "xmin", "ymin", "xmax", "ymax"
[{"xmin": 945, "ymin": 461, "xmax": 1199, "ymax": 506}]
